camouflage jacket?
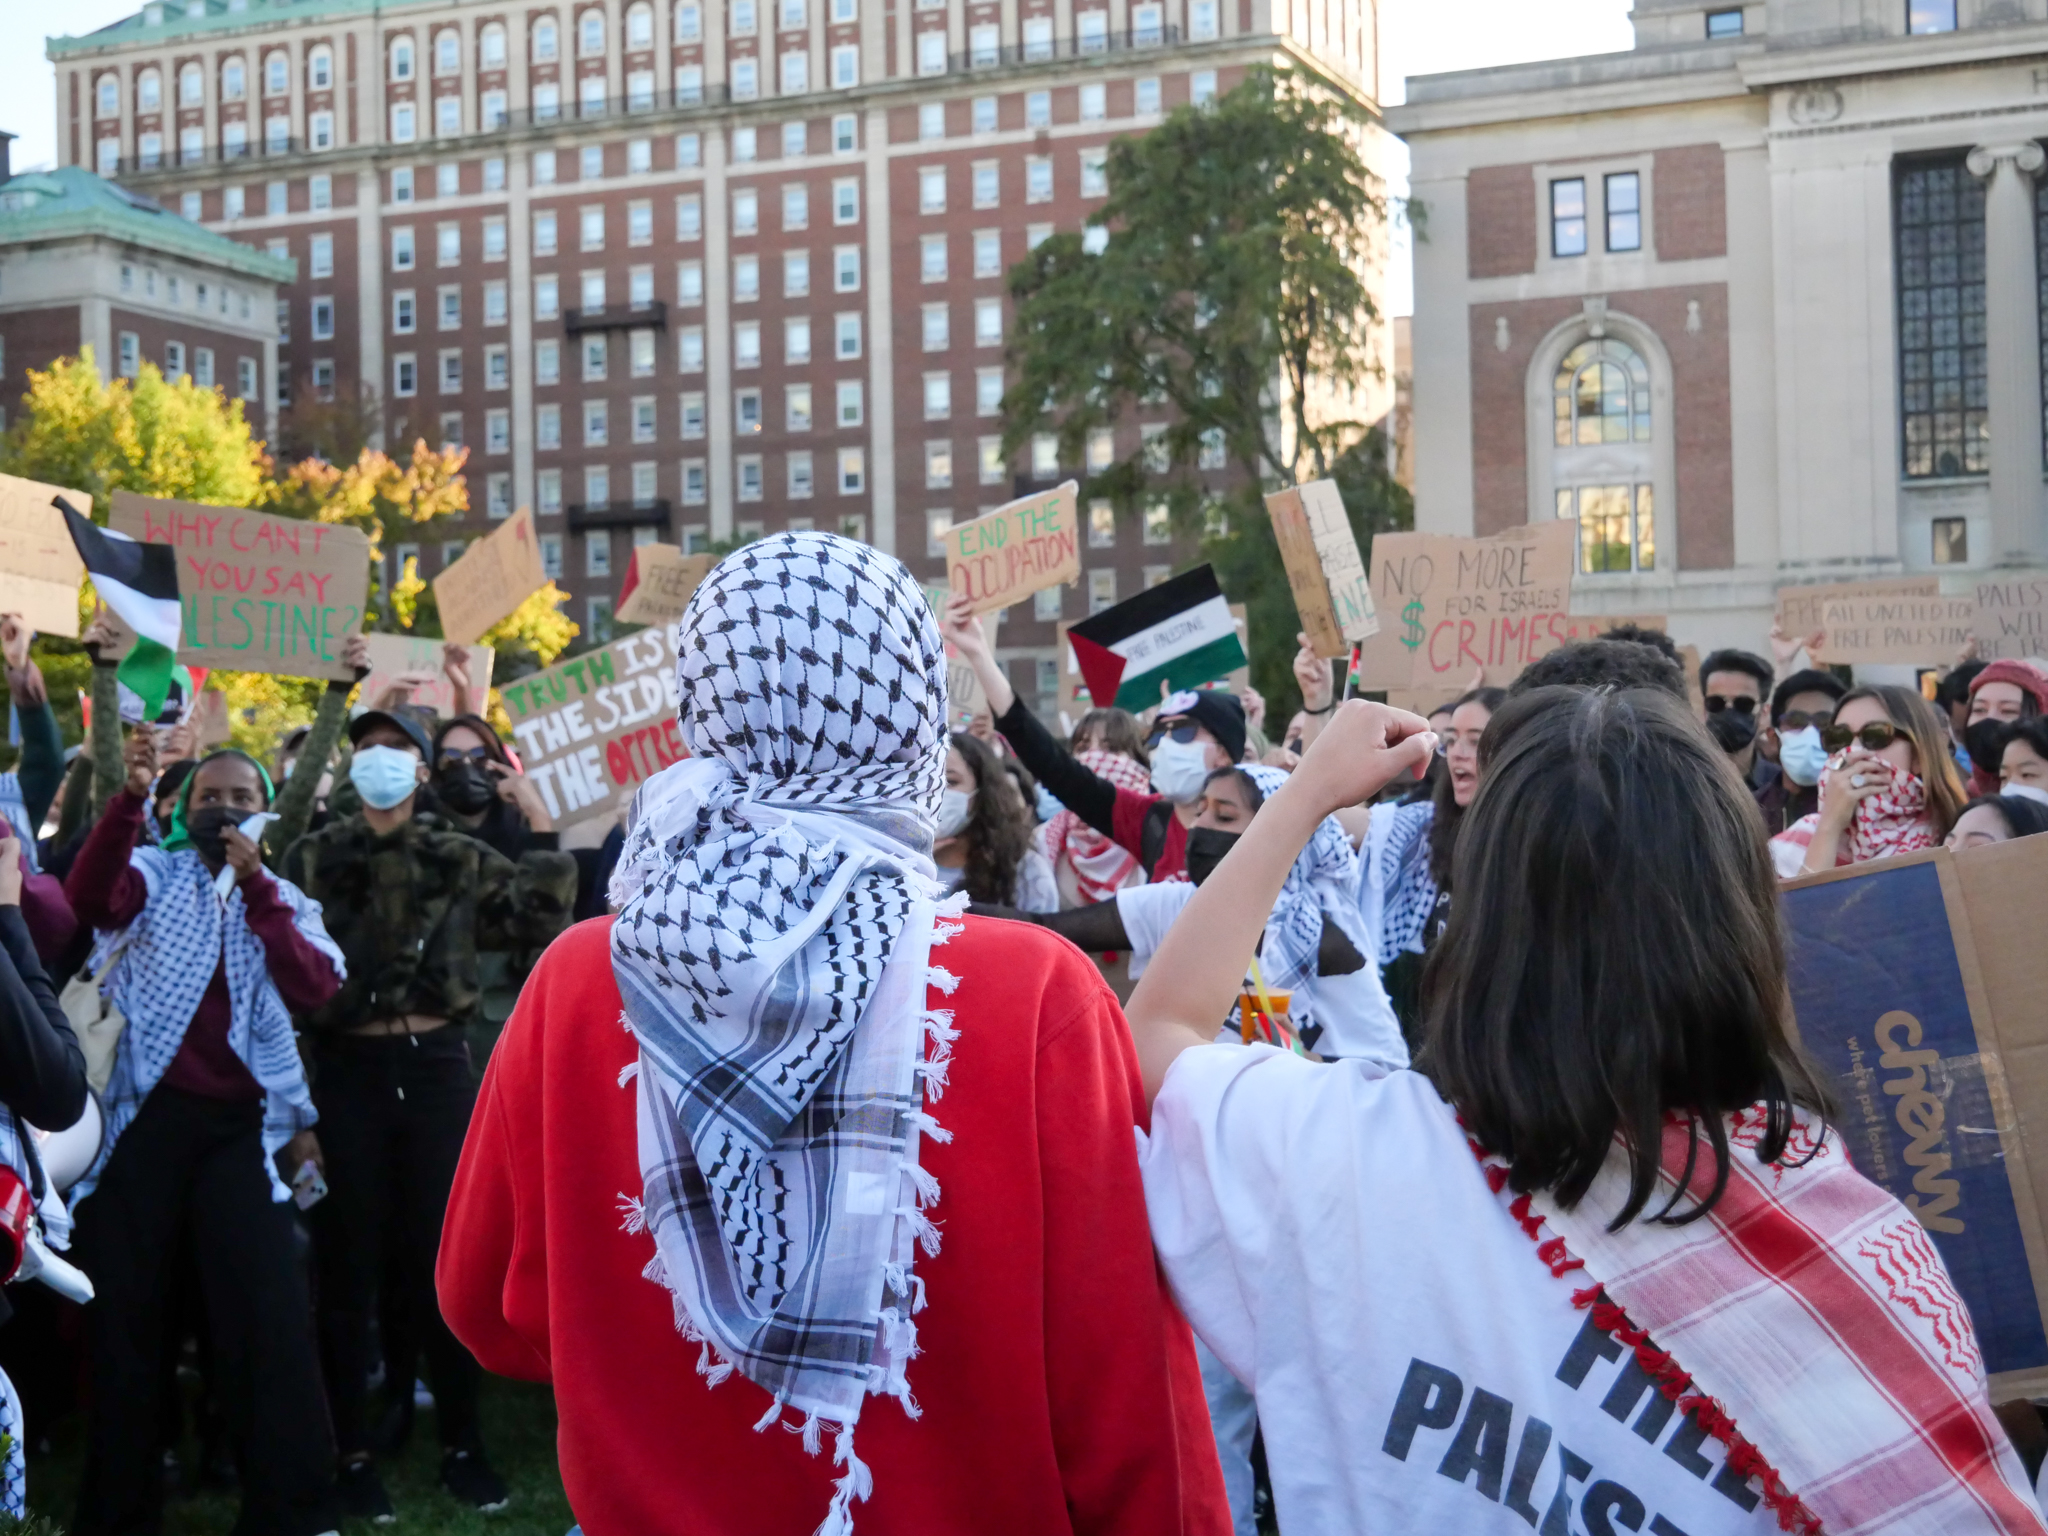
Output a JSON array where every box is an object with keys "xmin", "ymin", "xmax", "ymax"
[{"xmin": 277, "ymin": 810, "xmax": 577, "ymax": 1033}]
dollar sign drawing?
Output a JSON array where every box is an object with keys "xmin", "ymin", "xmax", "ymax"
[{"xmin": 1400, "ymin": 598, "xmax": 1425, "ymax": 651}]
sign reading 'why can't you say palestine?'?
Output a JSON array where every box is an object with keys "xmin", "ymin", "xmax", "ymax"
[{"xmin": 496, "ymin": 624, "xmax": 682, "ymax": 829}]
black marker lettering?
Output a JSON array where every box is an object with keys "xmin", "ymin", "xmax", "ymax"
[
  {"xmin": 1663, "ymin": 1403, "xmax": 1715, "ymax": 1478},
  {"xmin": 1583, "ymin": 1478, "xmax": 1647, "ymax": 1535},
  {"xmin": 1600, "ymin": 1355, "xmax": 1678, "ymax": 1442},
  {"xmin": 1540, "ymin": 1447, "xmax": 1593, "ymax": 1536},
  {"xmin": 1557, "ymin": 1307, "xmax": 1625, "ymax": 1387},
  {"xmin": 1382, "ymin": 1358, "xmax": 1464, "ymax": 1461},
  {"xmin": 1437, "ymin": 1388, "xmax": 1514, "ymax": 1501},
  {"xmin": 1503, "ymin": 1418, "xmax": 1553, "ymax": 1527}
]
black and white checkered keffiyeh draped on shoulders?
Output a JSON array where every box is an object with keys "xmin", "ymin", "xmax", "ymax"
[{"xmin": 607, "ymin": 532, "xmax": 965, "ymax": 1535}]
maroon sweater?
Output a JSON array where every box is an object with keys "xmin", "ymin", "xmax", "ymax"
[{"xmin": 66, "ymin": 791, "xmax": 340, "ymax": 1101}]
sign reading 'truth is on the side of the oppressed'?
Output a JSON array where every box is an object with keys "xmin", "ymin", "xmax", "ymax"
[{"xmin": 495, "ymin": 624, "xmax": 682, "ymax": 829}]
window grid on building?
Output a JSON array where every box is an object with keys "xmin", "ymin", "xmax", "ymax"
[{"xmin": 1897, "ymin": 156, "xmax": 1987, "ymax": 480}]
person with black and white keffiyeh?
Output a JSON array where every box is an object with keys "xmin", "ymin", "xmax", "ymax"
[{"xmin": 441, "ymin": 532, "xmax": 1231, "ymax": 1536}]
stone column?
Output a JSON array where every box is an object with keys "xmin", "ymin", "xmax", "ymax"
[{"xmin": 1967, "ymin": 141, "xmax": 2047, "ymax": 566}]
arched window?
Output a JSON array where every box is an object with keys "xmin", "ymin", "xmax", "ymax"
[
  {"xmin": 435, "ymin": 30, "xmax": 460, "ymax": 74},
  {"xmin": 391, "ymin": 37, "xmax": 415, "ymax": 80},
  {"xmin": 534, "ymin": 17, "xmax": 560, "ymax": 60},
  {"xmin": 579, "ymin": 10, "xmax": 606, "ymax": 55},
  {"xmin": 221, "ymin": 58, "xmax": 245, "ymax": 100},
  {"xmin": 1553, "ymin": 338, "xmax": 1650, "ymax": 446},
  {"xmin": 96, "ymin": 75, "xmax": 119, "ymax": 117},
  {"xmin": 264, "ymin": 52, "xmax": 288, "ymax": 95},
  {"xmin": 626, "ymin": 2, "xmax": 654, "ymax": 47},
  {"xmin": 481, "ymin": 23, "xmax": 508, "ymax": 67},
  {"xmin": 1550, "ymin": 336, "xmax": 1657, "ymax": 574},
  {"xmin": 179, "ymin": 63, "xmax": 203, "ymax": 105},
  {"xmin": 309, "ymin": 47, "xmax": 332, "ymax": 89},
  {"xmin": 137, "ymin": 68, "xmax": 162, "ymax": 111}
]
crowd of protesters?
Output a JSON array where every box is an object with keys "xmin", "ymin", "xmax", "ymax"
[{"xmin": 2, "ymin": 532, "xmax": 2048, "ymax": 1536}]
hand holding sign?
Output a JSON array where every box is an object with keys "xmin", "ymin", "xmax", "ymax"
[
  {"xmin": 944, "ymin": 482, "xmax": 1081, "ymax": 616},
  {"xmin": 1265, "ymin": 480, "xmax": 1378, "ymax": 659}
]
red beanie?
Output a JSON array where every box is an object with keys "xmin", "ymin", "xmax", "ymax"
[{"xmin": 1968, "ymin": 659, "xmax": 2048, "ymax": 714}]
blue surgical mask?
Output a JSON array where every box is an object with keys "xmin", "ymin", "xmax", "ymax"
[
  {"xmin": 1149, "ymin": 738, "xmax": 1211, "ymax": 803},
  {"xmin": 349, "ymin": 745, "xmax": 422, "ymax": 810},
  {"xmin": 1779, "ymin": 726, "xmax": 1828, "ymax": 788}
]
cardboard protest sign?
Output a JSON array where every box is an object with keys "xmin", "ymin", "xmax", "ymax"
[
  {"xmin": 1784, "ymin": 837, "xmax": 2048, "ymax": 1398},
  {"xmin": 1774, "ymin": 578, "xmax": 1939, "ymax": 660},
  {"xmin": 615, "ymin": 543, "xmax": 713, "ymax": 629},
  {"xmin": 1973, "ymin": 573, "xmax": 2048, "ymax": 663},
  {"xmin": 190, "ymin": 686, "xmax": 232, "ymax": 750},
  {"xmin": 434, "ymin": 508, "xmax": 546, "ymax": 645},
  {"xmin": 1357, "ymin": 521, "xmax": 1577, "ymax": 692},
  {"xmin": 943, "ymin": 482, "xmax": 1080, "ymax": 616},
  {"xmin": 109, "ymin": 491, "xmax": 369, "ymax": 682},
  {"xmin": 0, "ymin": 473, "xmax": 87, "ymax": 636},
  {"xmin": 495, "ymin": 625, "xmax": 682, "ymax": 830},
  {"xmin": 1265, "ymin": 480, "xmax": 1379, "ymax": 659},
  {"xmin": 942, "ymin": 613, "xmax": 999, "ymax": 725},
  {"xmin": 1818, "ymin": 590, "xmax": 1978, "ymax": 665},
  {"xmin": 356, "ymin": 633, "xmax": 496, "ymax": 718}
]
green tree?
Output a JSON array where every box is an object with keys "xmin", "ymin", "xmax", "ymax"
[{"xmin": 1003, "ymin": 66, "xmax": 1404, "ymax": 717}]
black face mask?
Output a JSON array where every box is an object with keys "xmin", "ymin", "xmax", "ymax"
[
  {"xmin": 186, "ymin": 805, "xmax": 243, "ymax": 863},
  {"xmin": 1706, "ymin": 711, "xmax": 1758, "ymax": 754},
  {"xmin": 1966, "ymin": 718, "xmax": 2012, "ymax": 775},
  {"xmin": 436, "ymin": 762, "xmax": 497, "ymax": 815},
  {"xmin": 1184, "ymin": 826, "xmax": 1240, "ymax": 887}
]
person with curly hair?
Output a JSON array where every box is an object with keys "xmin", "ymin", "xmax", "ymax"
[{"xmin": 935, "ymin": 732, "xmax": 1058, "ymax": 912}]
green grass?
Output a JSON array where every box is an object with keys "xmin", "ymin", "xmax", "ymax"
[{"xmin": 23, "ymin": 1376, "xmax": 574, "ymax": 1536}]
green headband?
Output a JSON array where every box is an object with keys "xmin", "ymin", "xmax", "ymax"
[{"xmin": 162, "ymin": 749, "xmax": 277, "ymax": 853}]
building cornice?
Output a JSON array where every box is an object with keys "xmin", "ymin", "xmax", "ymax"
[{"xmin": 1386, "ymin": 58, "xmax": 1751, "ymax": 137}]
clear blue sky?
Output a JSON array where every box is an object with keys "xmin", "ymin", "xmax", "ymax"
[{"xmin": 2, "ymin": 0, "xmax": 1635, "ymax": 313}]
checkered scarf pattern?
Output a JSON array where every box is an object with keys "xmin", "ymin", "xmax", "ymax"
[
  {"xmin": 73, "ymin": 848, "xmax": 334, "ymax": 1207},
  {"xmin": 1044, "ymin": 750, "xmax": 1149, "ymax": 904},
  {"xmin": 609, "ymin": 533, "xmax": 961, "ymax": 1535},
  {"xmin": 1241, "ymin": 763, "xmax": 1369, "ymax": 995}
]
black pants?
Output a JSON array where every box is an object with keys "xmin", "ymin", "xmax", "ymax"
[
  {"xmin": 310, "ymin": 1028, "xmax": 482, "ymax": 1460},
  {"xmin": 72, "ymin": 1088, "xmax": 336, "ymax": 1536}
]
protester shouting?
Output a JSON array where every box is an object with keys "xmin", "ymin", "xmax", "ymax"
[
  {"xmin": 1752, "ymin": 668, "xmax": 1847, "ymax": 835},
  {"xmin": 1126, "ymin": 687, "xmax": 2045, "ymax": 1535},
  {"xmin": 1772, "ymin": 685, "xmax": 1966, "ymax": 878},
  {"xmin": 438, "ymin": 533, "xmax": 1228, "ymax": 1536},
  {"xmin": 276, "ymin": 705, "xmax": 575, "ymax": 1520},
  {"xmin": 65, "ymin": 733, "xmax": 344, "ymax": 1536},
  {"xmin": 942, "ymin": 595, "xmax": 1242, "ymax": 883}
]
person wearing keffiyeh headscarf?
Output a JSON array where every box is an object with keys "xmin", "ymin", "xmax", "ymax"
[{"xmin": 439, "ymin": 532, "xmax": 1230, "ymax": 1536}]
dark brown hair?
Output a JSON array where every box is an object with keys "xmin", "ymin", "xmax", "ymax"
[
  {"xmin": 949, "ymin": 732, "xmax": 1035, "ymax": 905},
  {"xmin": 1069, "ymin": 707, "xmax": 1150, "ymax": 767},
  {"xmin": 1420, "ymin": 686, "xmax": 1833, "ymax": 1228},
  {"xmin": 1835, "ymin": 684, "xmax": 1967, "ymax": 840},
  {"xmin": 1427, "ymin": 687, "xmax": 1506, "ymax": 889}
]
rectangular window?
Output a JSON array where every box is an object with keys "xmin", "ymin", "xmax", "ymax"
[
  {"xmin": 537, "ymin": 340, "xmax": 561, "ymax": 384},
  {"xmin": 734, "ymin": 188, "xmax": 759, "ymax": 235},
  {"xmin": 1088, "ymin": 569, "xmax": 1117, "ymax": 614},
  {"xmin": 737, "ymin": 456, "xmax": 764, "ymax": 501},
  {"xmin": 538, "ymin": 404, "xmax": 562, "ymax": 448},
  {"xmin": 1144, "ymin": 502, "xmax": 1172, "ymax": 543},
  {"xmin": 486, "ymin": 409, "xmax": 510, "ymax": 453},
  {"xmin": 925, "ymin": 439, "xmax": 953, "ymax": 486},
  {"xmin": 788, "ymin": 451, "xmax": 814, "ymax": 497},
  {"xmin": 540, "ymin": 531, "xmax": 564, "ymax": 576},
  {"xmin": 1088, "ymin": 500, "xmax": 1115, "ymax": 547},
  {"xmin": 737, "ymin": 388, "xmax": 764, "ymax": 434},
  {"xmin": 485, "ymin": 281, "xmax": 508, "ymax": 325},
  {"xmin": 1023, "ymin": 18, "xmax": 1052, "ymax": 60},
  {"xmin": 164, "ymin": 341, "xmax": 187, "ymax": 379},
  {"xmin": 581, "ymin": 272, "xmax": 608, "ymax": 310},
  {"xmin": 488, "ymin": 473, "xmax": 512, "ymax": 518},
  {"xmin": 919, "ymin": 166, "xmax": 946, "ymax": 214},
  {"xmin": 1025, "ymin": 157, "xmax": 1052, "ymax": 203},
  {"xmin": 836, "ymin": 313, "xmax": 862, "ymax": 359},
  {"xmin": 681, "ymin": 392, "xmax": 707, "ymax": 437},
  {"xmin": 678, "ymin": 261, "xmax": 705, "ymax": 304},
  {"xmin": 1032, "ymin": 434, "xmax": 1058, "ymax": 476},
  {"xmin": 838, "ymin": 448, "xmax": 865, "ymax": 493},
  {"xmin": 1086, "ymin": 428, "xmax": 1114, "ymax": 471},
  {"xmin": 393, "ymin": 227, "xmax": 416, "ymax": 269},
  {"xmin": 833, "ymin": 178, "xmax": 859, "ymax": 224},
  {"xmin": 587, "ymin": 528, "xmax": 613, "ymax": 576},
  {"xmin": 976, "ymin": 367, "xmax": 1003, "ymax": 416},
  {"xmin": 787, "ymin": 384, "xmax": 813, "ymax": 430},
  {"xmin": 1080, "ymin": 149, "xmax": 1108, "ymax": 198},
  {"xmin": 1605, "ymin": 172, "xmax": 1641, "ymax": 252},
  {"xmin": 584, "ymin": 400, "xmax": 610, "ymax": 445},
  {"xmin": 394, "ymin": 353, "xmax": 418, "ymax": 396},
  {"xmin": 832, "ymin": 45, "xmax": 859, "ymax": 88},
  {"xmin": 786, "ymin": 317, "xmax": 812, "ymax": 364},
  {"xmin": 1080, "ymin": 83, "xmax": 1105, "ymax": 122},
  {"xmin": 973, "ymin": 231, "xmax": 1002, "ymax": 279},
  {"xmin": 783, "ymin": 184, "xmax": 809, "ymax": 230},
  {"xmin": 195, "ymin": 348, "xmax": 216, "ymax": 388},
  {"xmin": 583, "ymin": 335, "xmax": 609, "ymax": 380},
  {"xmin": 1933, "ymin": 516, "xmax": 1969, "ymax": 564},
  {"xmin": 1034, "ymin": 587, "xmax": 1062, "ymax": 624},
  {"xmin": 581, "ymin": 206, "xmax": 605, "ymax": 251},
  {"xmin": 1191, "ymin": 70, "xmax": 1217, "ymax": 105},
  {"xmin": 682, "ymin": 460, "xmax": 708, "ymax": 503},
  {"xmin": 922, "ymin": 304, "xmax": 949, "ymax": 351},
  {"xmin": 1705, "ymin": 8, "xmax": 1743, "ymax": 37},
  {"xmin": 1561, "ymin": 483, "xmax": 1656, "ymax": 573},
  {"xmin": 834, "ymin": 246, "xmax": 860, "ymax": 291},
  {"xmin": 1136, "ymin": 76, "xmax": 1161, "ymax": 115},
  {"xmin": 633, "ymin": 462, "xmax": 659, "ymax": 508},
  {"xmin": 924, "ymin": 374, "xmax": 951, "ymax": 419},
  {"xmin": 974, "ymin": 298, "xmax": 1002, "ymax": 347},
  {"xmin": 631, "ymin": 329, "xmax": 657, "ymax": 376},
  {"xmin": 537, "ymin": 276, "xmax": 560, "ymax": 320},
  {"xmin": 539, "ymin": 471, "xmax": 564, "ymax": 516},
  {"xmin": 973, "ymin": 436, "xmax": 1001, "ymax": 484},
  {"xmin": 394, "ymin": 291, "xmax": 418, "ymax": 332},
  {"xmin": 486, "ymin": 345, "xmax": 509, "ymax": 388},
  {"xmin": 837, "ymin": 380, "xmax": 863, "ymax": 426},
  {"xmin": 733, "ymin": 58, "xmax": 759, "ymax": 99},
  {"xmin": 677, "ymin": 194, "xmax": 703, "ymax": 240},
  {"xmin": 925, "ymin": 511, "xmax": 952, "ymax": 557},
  {"xmin": 1025, "ymin": 89, "xmax": 1051, "ymax": 128},
  {"xmin": 973, "ymin": 162, "xmax": 998, "ymax": 208},
  {"xmin": 312, "ymin": 297, "xmax": 336, "ymax": 340},
  {"xmin": 1550, "ymin": 178, "xmax": 1587, "ymax": 258},
  {"xmin": 628, "ymin": 200, "xmax": 653, "ymax": 246},
  {"xmin": 916, "ymin": 29, "xmax": 946, "ymax": 75},
  {"xmin": 484, "ymin": 218, "xmax": 508, "ymax": 260},
  {"xmin": 1908, "ymin": 0, "xmax": 1956, "ymax": 32},
  {"xmin": 970, "ymin": 24, "xmax": 999, "ymax": 66},
  {"xmin": 440, "ymin": 350, "xmax": 463, "ymax": 392},
  {"xmin": 535, "ymin": 210, "xmax": 559, "ymax": 256},
  {"xmin": 437, "ymin": 224, "xmax": 461, "ymax": 266},
  {"xmin": 439, "ymin": 286, "xmax": 462, "ymax": 329},
  {"xmin": 680, "ymin": 327, "xmax": 706, "ymax": 371},
  {"xmin": 238, "ymin": 355, "xmax": 258, "ymax": 398},
  {"xmin": 735, "ymin": 256, "xmax": 761, "ymax": 301},
  {"xmin": 1897, "ymin": 157, "xmax": 1987, "ymax": 479},
  {"xmin": 921, "ymin": 235, "xmax": 948, "ymax": 282},
  {"xmin": 736, "ymin": 321, "xmax": 762, "ymax": 367},
  {"xmin": 785, "ymin": 251, "xmax": 811, "ymax": 296}
]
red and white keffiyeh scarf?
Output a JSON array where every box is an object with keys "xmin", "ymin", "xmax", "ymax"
[
  {"xmin": 1772, "ymin": 754, "xmax": 1938, "ymax": 870},
  {"xmin": 1469, "ymin": 1109, "xmax": 2045, "ymax": 1535},
  {"xmin": 1045, "ymin": 750, "xmax": 1149, "ymax": 904}
]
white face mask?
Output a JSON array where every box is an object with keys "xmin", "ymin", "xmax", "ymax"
[
  {"xmin": 1778, "ymin": 725, "xmax": 1828, "ymax": 788},
  {"xmin": 1149, "ymin": 738, "xmax": 1212, "ymax": 803},
  {"xmin": 934, "ymin": 787, "xmax": 973, "ymax": 839},
  {"xmin": 349, "ymin": 745, "xmax": 422, "ymax": 811}
]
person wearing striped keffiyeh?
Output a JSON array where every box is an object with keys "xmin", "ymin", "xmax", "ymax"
[{"xmin": 440, "ymin": 532, "xmax": 1230, "ymax": 1536}]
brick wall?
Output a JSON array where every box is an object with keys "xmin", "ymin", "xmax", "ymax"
[
  {"xmin": 0, "ymin": 305, "xmax": 83, "ymax": 407},
  {"xmin": 1465, "ymin": 163, "xmax": 1535, "ymax": 280},
  {"xmin": 111, "ymin": 306, "xmax": 265, "ymax": 398},
  {"xmin": 1466, "ymin": 282, "xmax": 1733, "ymax": 569},
  {"xmin": 1652, "ymin": 144, "xmax": 1726, "ymax": 262}
]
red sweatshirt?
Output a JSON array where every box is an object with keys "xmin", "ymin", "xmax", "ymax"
[
  {"xmin": 66, "ymin": 790, "xmax": 340, "ymax": 1099},
  {"xmin": 439, "ymin": 915, "xmax": 1229, "ymax": 1536}
]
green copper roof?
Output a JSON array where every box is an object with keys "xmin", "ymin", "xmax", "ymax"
[
  {"xmin": 0, "ymin": 167, "xmax": 296, "ymax": 283},
  {"xmin": 47, "ymin": 0, "xmax": 408, "ymax": 56}
]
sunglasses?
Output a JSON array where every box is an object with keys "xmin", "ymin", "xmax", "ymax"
[
  {"xmin": 1703, "ymin": 695, "xmax": 1758, "ymax": 716},
  {"xmin": 1820, "ymin": 721, "xmax": 1902, "ymax": 753},
  {"xmin": 1146, "ymin": 722, "xmax": 1201, "ymax": 748},
  {"xmin": 1775, "ymin": 708, "xmax": 1835, "ymax": 732},
  {"xmin": 437, "ymin": 746, "xmax": 496, "ymax": 769}
]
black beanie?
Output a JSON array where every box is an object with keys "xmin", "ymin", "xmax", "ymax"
[{"xmin": 1160, "ymin": 688, "xmax": 1247, "ymax": 764}]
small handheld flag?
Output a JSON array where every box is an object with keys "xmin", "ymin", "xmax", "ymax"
[
  {"xmin": 56, "ymin": 497, "xmax": 183, "ymax": 723},
  {"xmin": 1065, "ymin": 564, "xmax": 1247, "ymax": 711}
]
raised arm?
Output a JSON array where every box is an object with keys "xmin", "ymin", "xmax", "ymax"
[
  {"xmin": 1124, "ymin": 700, "xmax": 1435, "ymax": 1104},
  {"xmin": 1290, "ymin": 634, "xmax": 1338, "ymax": 751},
  {"xmin": 2, "ymin": 617, "xmax": 64, "ymax": 833},
  {"xmin": 268, "ymin": 635, "xmax": 366, "ymax": 859},
  {"xmin": 81, "ymin": 610, "xmax": 123, "ymax": 818}
]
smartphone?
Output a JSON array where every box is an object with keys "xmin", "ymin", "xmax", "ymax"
[{"xmin": 292, "ymin": 1159, "xmax": 329, "ymax": 1211}]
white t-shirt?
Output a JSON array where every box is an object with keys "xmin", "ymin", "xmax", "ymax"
[
  {"xmin": 1140, "ymin": 1046, "xmax": 1782, "ymax": 1536},
  {"xmin": 1114, "ymin": 885, "xmax": 1407, "ymax": 1068}
]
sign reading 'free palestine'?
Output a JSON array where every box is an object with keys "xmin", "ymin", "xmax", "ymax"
[{"xmin": 110, "ymin": 491, "xmax": 369, "ymax": 682}]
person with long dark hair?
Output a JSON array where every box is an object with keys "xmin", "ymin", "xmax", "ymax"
[
  {"xmin": 934, "ymin": 731, "xmax": 1056, "ymax": 911},
  {"xmin": 1771, "ymin": 684, "xmax": 1967, "ymax": 878},
  {"xmin": 427, "ymin": 713, "xmax": 560, "ymax": 862},
  {"xmin": 1123, "ymin": 688, "xmax": 2043, "ymax": 1534},
  {"xmin": 1947, "ymin": 793, "xmax": 2048, "ymax": 849}
]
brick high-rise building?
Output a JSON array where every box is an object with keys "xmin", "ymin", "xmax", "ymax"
[{"xmin": 45, "ymin": 0, "xmax": 1388, "ymax": 708}]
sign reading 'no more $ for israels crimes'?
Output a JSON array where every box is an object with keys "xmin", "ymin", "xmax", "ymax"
[{"xmin": 496, "ymin": 624, "xmax": 682, "ymax": 829}]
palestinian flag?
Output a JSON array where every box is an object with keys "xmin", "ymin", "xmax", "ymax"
[
  {"xmin": 57, "ymin": 497, "xmax": 183, "ymax": 723},
  {"xmin": 1067, "ymin": 564, "xmax": 1246, "ymax": 711}
]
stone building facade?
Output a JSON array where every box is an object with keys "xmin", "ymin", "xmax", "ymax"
[{"xmin": 1388, "ymin": 0, "xmax": 2048, "ymax": 653}]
